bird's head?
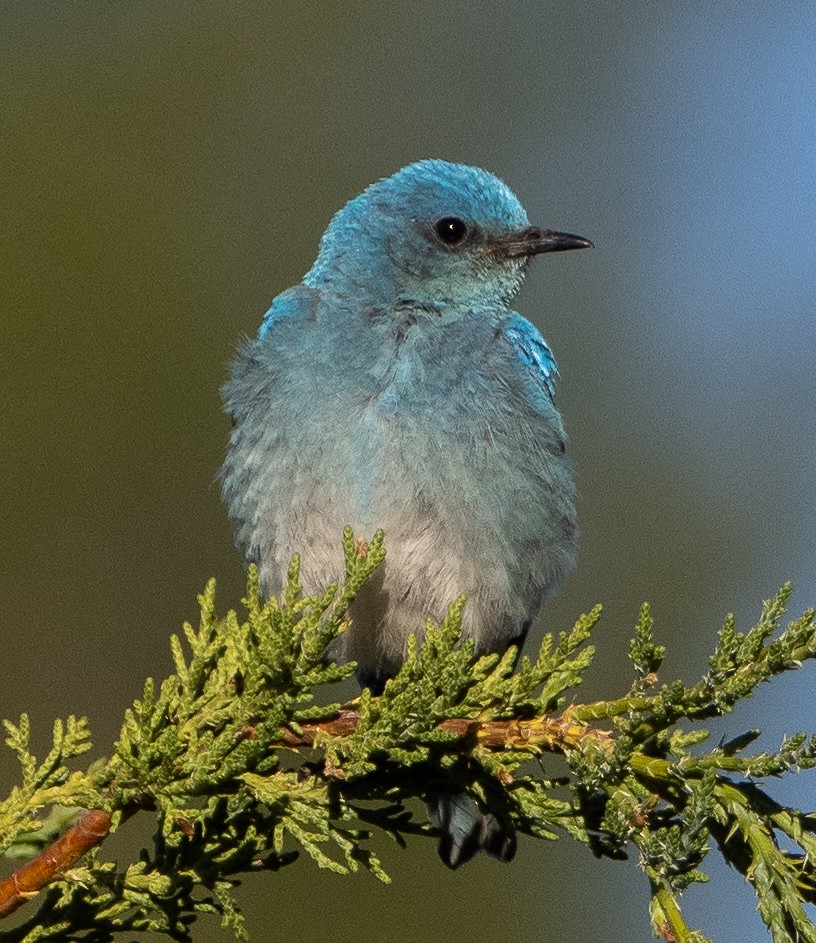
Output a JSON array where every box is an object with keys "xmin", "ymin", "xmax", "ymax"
[{"xmin": 304, "ymin": 160, "xmax": 591, "ymax": 310}]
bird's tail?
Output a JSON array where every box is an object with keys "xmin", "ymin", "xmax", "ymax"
[
  {"xmin": 426, "ymin": 790, "xmax": 516, "ymax": 869},
  {"xmin": 354, "ymin": 667, "xmax": 517, "ymax": 868}
]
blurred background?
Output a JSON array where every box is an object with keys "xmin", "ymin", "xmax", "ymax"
[{"xmin": 2, "ymin": 3, "xmax": 815, "ymax": 941}]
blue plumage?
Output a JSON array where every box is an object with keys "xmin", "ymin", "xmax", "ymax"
[
  {"xmin": 504, "ymin": 313, "xmax": 560, "ymax": 401},
  {"xmin": 221, "ymin": 160, "xmax": 591, "ymax": 866}
]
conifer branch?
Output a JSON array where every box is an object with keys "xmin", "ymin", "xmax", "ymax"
[{"xmin": 1, "ymin": 529, "xmax": 815, "ymax": 942}]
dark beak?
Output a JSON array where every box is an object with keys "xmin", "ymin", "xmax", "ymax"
[{"xmin": 498, "ymin": 226, "xmax": 594, "ymax": 259}]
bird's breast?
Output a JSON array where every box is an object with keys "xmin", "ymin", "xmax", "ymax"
[{"xmin": 361, "ymin": 315, "xmax": 490, "ymax": 426}]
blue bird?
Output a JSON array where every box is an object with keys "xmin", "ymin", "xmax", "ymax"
[{"xmin": 221, "ymin": 160, "xmax": 591, "ymax": 867}]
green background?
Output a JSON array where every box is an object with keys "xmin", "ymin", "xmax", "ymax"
[{"xmin": 2, "ymin": 4, "xmax": 815, "ymax": 941}]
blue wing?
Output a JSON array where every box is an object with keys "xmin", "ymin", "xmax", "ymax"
[{"xmin": 503, "ymin": 313, "xmax": 559, "ymax": 400}]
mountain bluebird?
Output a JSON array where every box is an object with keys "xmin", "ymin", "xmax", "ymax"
[{"xmin": 221, "ymin": 159, "xmax": 591, "ymax": 866}]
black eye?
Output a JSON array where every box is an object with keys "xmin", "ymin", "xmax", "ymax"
[{"xmin": 434, "ymin": 216, "xmax": 469, "ymax": 246}]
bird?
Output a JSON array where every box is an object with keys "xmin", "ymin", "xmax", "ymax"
[{"xmin": 220, "ymin": 159, "xmax": 591, "ymax": 867}]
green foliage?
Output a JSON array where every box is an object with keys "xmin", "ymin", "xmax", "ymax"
[
  {"xmin": 1, "ymin": 715, "xmax": 100, "ymax": 859},
  {"xmin": 2, "ymin": 534, "xmax": 816, "ymax": 943}
]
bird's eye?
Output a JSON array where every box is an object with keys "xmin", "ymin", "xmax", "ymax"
[{"xmin": 434, "ymin": 216, "xmax": 469, "ymax": 246}]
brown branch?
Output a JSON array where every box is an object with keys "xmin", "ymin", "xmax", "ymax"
[
  {"xmin": 0, "ymin": 809, "xmax": 111, "ymax": 918},
  {"xmin": 0, "ymin": 707, "xmax": 612, "ymax": 920},
  {"xmin": 277, "ymin": 706, "xmax": 614, "ymax": 754}
]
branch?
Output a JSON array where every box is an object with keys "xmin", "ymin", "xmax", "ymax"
[
  {"xmin": 278, "ymin": 707, "xmax": 613, "ymax": 751},
  {"xmin": 1, "ymin": 529, "xmax": 815, "ymax": 943},
  {"xmin": 0, "ymin": 810, "xmax": 112, "ymax": 919}
]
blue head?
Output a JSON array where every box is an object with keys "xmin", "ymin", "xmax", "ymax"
[{"xmin": 303, "ymin": 160, "xmax": 591, "ymax": 309}]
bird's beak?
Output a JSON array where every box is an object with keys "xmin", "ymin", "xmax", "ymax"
[{"xmin": 498, "ymin": 226, "xmax": 594, "ymax": 259}]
